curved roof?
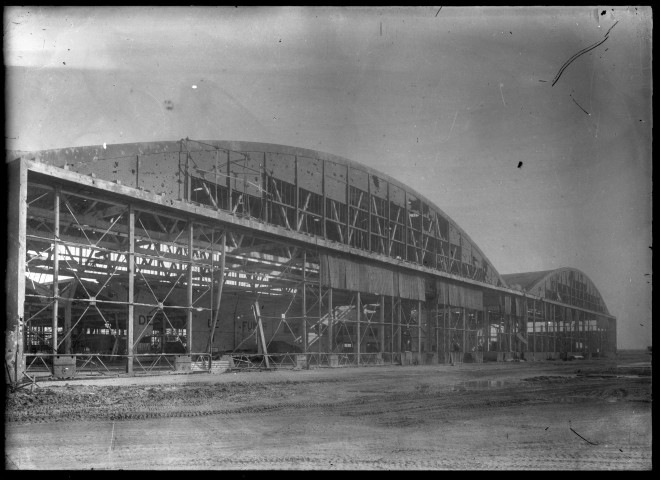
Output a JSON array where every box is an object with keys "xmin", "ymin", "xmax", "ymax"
[
  {"xmin": 12, "ymin": 139, "xmax": 507, "ymax": 287},
  {"xmin": 501, "ymin": 270, "xmax": 556, "ymax": 292},
  {"xmin": 502, "ymin": 268, "xmax": 610, "ymax": 315}
]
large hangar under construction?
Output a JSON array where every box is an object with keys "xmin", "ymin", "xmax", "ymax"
[{"xmin": 5, "ymin": 140, "xmax": 617, "ymax": 380}]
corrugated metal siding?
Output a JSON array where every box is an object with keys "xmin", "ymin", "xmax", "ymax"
[
  {"xmin": 436, "ymin": 280, "xmax": 483, "ymax": 310},
  {"xmin": 320, "ymin": 254, "xmax": 424, "ymax": 300}
]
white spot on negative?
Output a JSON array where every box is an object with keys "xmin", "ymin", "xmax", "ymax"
[
  {"xmin": 192, "ymin": 85, "xmax": 197, "ymax": 89},
  {"xmin": 103, "ymin": 143, "xmax": 107, "ymax": 149}
]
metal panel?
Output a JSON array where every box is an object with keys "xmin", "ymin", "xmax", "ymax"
[
  {"xmin": 369, "ymin": 174, "xmax": 388, "ymax": 200},
  {"xmin": 189, "ymin": 149, "xmax": 219, "ymax": 183},
  {"xmin": 389, "ymin": 183, "xmax": 405, "ymax": 206},
  {"xmin": 349, "ymin": 167, "xmax": 369, "ymax": 191},
  {"xmin": 230, "ymin": 151, "xmax": 263, "ymax": 197},
  {"xmin": 449, "ymin": 223, "xmax": 461, "ymax": 245},
  {"xmin": 461, "ymin": 237, "xmax": 472, "ymax": 264},
  {"xmin": 138, "ymin": 152, "xmax": 180, "ymax": 200},
  {"xmin": 297, "ymin": 156, "xmax": 322, "ymax": 191},
  {"xmin": 111, "ymin": 156, "xmax": 139, "ymax": 188},
  {"xmin": 472, "ymin": 247, "xmax": 483, "ymax": 266},
  {"xmin": 325, "ymin": 176, "xmax": 346, "ymax": 203},
  {"xmin": 265, "ymin": 152, "xmax": 296, "ymax": 184},
  {"xmin": 324, "ymin": 159, "xmax": 346, "ymax": 182}
]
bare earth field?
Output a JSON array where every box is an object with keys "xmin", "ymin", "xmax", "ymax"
[{"xmin": 5, "ymin": 350, "xmax": 652, "ymax": 470}]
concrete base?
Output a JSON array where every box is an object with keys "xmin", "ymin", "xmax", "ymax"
[
  {"xmin": 174, "ymin": 355, "xmax": 191, "ymax": 371},
  {"xmin": 296, "ymin": 354, "xmax": 308, "ymax": 369},
  {"xmin": 329, "ymin": 354, "xmax": 339, "ymax": 367},
  {"xmin": 53, "ymin": 355, "xmax": 76, "ymax": 379},
  {"xmin": 401, "ymin": 351, "xmax": 413, "ymax": 366}
]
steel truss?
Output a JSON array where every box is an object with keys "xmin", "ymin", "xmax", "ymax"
[{"xmin": 14, "ymin": 171, "xmax": 617, "ymax": 378}]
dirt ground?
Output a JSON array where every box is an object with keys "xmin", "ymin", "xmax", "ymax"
[{"xmin": 5, "ymin": 350, "xmax": 652, "ymax": 470}]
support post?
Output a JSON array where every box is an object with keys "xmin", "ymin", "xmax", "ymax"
[
  {"xmin": 379, "ymin": 295, "xmax": 385, "ymax": 353},
  {"xmin": 63, "ymin": 280, "xmax": 76, "ymax": 354},
  {"xmin": 417, "ymin": 300, "xmax": 423, "ymax": 359},
  {"xmin": 253, "ymin": 301, "xmax": 270, "ymax": 368},
  {"xmin": 302, "ymin": 251, "xmax": 307, "ymax": 353},
  {"xmin": 328, "ymin": 288, "xmax": 333, "ymax": 352},
  {"xmin": 397, "ymin": 298, "xmax": 402, "ymax": 354},
  {"xmin": 528, "ymin": 297, "xmax": 534, "ymax": 355},
  {"xmin": 52, "ymin": 186, "xmax": 60, "ymax": 355},
  {"xmin": 435, "ymin": 301, "xmax": 439, "ymax": 360},
  {"xmin": 186, "ymin": 222, "xmax": 193, "ymax": 354},
  {"xmin": 356, "ymin": 291, "xmax": 361, "ymax": 364},
  {"xmin": 127, "ymin": 204, "xmax": 135, "ymax": 374},
  {"xmin": 553, "ymin": 304, "xmax": 557, "ymax": 353},
  {"xmin": 462, "ymin": 307, "xmax": 467, "ymax": 355},
  {"xmin": 6, "ymin": 159, "xmax": 27, "ymax": 382},
  {"xmin": 208, "ymin": 232, "xmax": 226, "ymax": 355}
]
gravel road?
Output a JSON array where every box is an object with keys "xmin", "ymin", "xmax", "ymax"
[{"xmin": 5, "ymin": 352, "xmax": 652, "ymax": 470}]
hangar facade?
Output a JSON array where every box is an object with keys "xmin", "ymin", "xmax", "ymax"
[{"xmin": 5, "ymin": 140, "xmax": 617, "ymax": 379}]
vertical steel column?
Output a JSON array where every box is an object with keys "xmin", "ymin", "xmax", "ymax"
[
  {"xmin": 64, "ymin": 301, "xmax": 72, "ymax": 354},
  {"xmin": 127, "ymin": 204, "xmax": 135, "ymax": 375},
  {"xmin": 63, "ymin": 280, "xmax": 76, "ymax": 354},
  {"xmin": 462, "ymin": 307, "xmax": 467, "ymax": 355},
  {"xmin": 390, "ymin": 296, "xmax": 395, "ymax": 356},
  {"xmin": 294, "ymin": 156, "xmax": 299, "ymax": 232},
  {"xmin": 186, "ymin": 222, "xmax": 193, "ymax": 354},
  {"xmin": 435, "ymin": 301, "xmax": 439, "ymax": 361},
  {"xmin": 379, "ymin": 295, "xmax": 385, "ymax": 353},
  {"xmin": 302, "ymin": 251, "xmax": 307, "ymax": 353},
  {"xmin": 403, "ymin": 190, "xmax": 408, "ymax": 261},
  {"xmin": 507, "ymin": 309, "xmax": 512, "ymax": 355},
  {"xmin": 550, "ymin": 303, "xmax": 554, "ymax": 353},
  {"xmin": 185, "ymin": 147, "xmax": 191, "ymax": 202},
  {"xmin": 322, "ymin": 159, "xmax": 327, "ymax": 239},
  {"xmin": 208, "ymin": 232, "xmax": 226, "ymax": 352},
  {"xmin": 529, "ymin": 297, "xmax": 534, "ymax": 355},
  {"xmin": 443, "ymin": 288, "xmax": 447, "ymax": 362},
  {"xmin": 345, "ymin": 164, "xmax": 350, "ymax": 245},
  {"xmin": 227, "ymin": 151, "xmax": 232, "ymax": 213},
  {"xmin": 319, "ymin": 282, "xmax": 322, "ymax": 355},
  {"xmin": 417, "ymin": 300, "xmax": 423, "ymax": 360},
  {"xmin": 328, "ymin": 288, "xmax": 333, "ymax": 352},
  {"xmin": 397, "ymin": 298, "xmax": 402, "ymax": 354},
  {"xmin": 52, "ymin": 186, "xmax": 60, "ymax": 355},
  {"xmin": 6, "ymin": 159, "xmax": 27, "ymax": 381},
  {"xmin": 261, "ymin": 152, "xmax": 267, "ymax": 222},
  {"xmin": 356, "ymin": 291, "xmax": 361, "ymax": 364},
  {"xmin": 367, "ymin": 173, "xmax": 372, "ymax": 252}
]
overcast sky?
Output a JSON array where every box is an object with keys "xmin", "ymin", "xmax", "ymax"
[{"xmin": 4, "ymin": 6, "xmax": 652, "ymax": 349}]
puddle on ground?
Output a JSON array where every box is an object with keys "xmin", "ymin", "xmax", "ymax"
[{"xmin": 451, "ymin": 380, "xmax": 515, "ymax": 391}]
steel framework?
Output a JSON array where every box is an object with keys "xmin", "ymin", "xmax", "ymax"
[{"xmin": 5, "ymin": 141, "xmax": 617, "ymax": 380}]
